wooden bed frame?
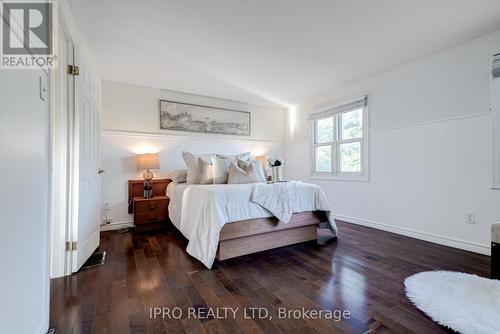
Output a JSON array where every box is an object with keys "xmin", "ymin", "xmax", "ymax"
[
  {"xmin": 151, "ymin": 178, "xmax": 329, "ymax": 261},
  {"xmin": 216, "ymin": 211, "xmax": 328, "ymax": 260}
]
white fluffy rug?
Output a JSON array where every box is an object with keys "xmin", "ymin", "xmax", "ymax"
[{"xmin": 405, "ymin": 271, "xmax": 500, "ymax": 334}]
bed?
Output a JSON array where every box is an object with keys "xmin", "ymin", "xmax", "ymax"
[{"xmin": 167, "ymin": 181, "xmax": 337, "ymax": 268}]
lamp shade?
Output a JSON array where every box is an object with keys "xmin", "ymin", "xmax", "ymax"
[
  {"xmin": 136, "ymin": 153, "xmax": 160, "ymax": 171},
  {"xmin": 255, "ymin": 156, "xmax": 269, "ymax": 170}
]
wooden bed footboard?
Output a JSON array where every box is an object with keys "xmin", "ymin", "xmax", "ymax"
[{"xmin": 216, "ymin": 211, "xmax": 327, "ymax": 260}]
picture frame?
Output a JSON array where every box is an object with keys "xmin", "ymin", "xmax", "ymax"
[{"xmin": 159, "ymin": 100, "xmax": 251, "ymax": 136}]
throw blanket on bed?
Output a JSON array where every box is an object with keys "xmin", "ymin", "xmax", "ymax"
[
  {"xmin": 251, "ymin": 181, "xmax": 298, "ymax": 223},
  {"xmin": 170, "ymin": 182, "xmax": 338, "ymax": 269},
  {"xmin": 252, "ymin": 181, "xmax": 338, "ymax": 236}
]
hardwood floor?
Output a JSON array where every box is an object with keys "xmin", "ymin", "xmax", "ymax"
[{"xmin": 50, "ymin": 221, "xmax": 490, "ymax": 334}]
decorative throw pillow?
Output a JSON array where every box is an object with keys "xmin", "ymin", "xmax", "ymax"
[
  {"xmin": 227, "ymin": 159, "xmax": 266, "ymax": 184},
  {"xmin": 212, "ymin": 152, "xmax": 252, "ymax": 184},
  {"xmin": 220, "ymin": 152, "xmax": 251, "ymax": 162},
  {"xmin": 237, "ymin": 158, "xmax": 266, "ymax": 182},
  {"xmin": 167, "ymin": 169, "xmax": 187, "ymax": 183},
  {"xmin": 212, "ymin": 155, "xmax": 233, "ymax": 184},
  {"xmin": 182, "ymin": 151, "xmax": 215, "ymax": 184},
  {"xmin": 198, "ymin": 158, "xmax": 213, "ymax": 184}
]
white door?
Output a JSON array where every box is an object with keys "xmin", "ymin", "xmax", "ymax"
[{"xmin": 72, "ymin": 46, "xmax": 101, "ymax": 272}]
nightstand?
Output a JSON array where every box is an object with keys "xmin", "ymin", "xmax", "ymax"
[
  {"xmin": 128, "ymin": 179, "xmax": 172, "ymax": 232},
  {"xmin": 133, "ymin": 196, "xmax": 170, "ymax": 232}
]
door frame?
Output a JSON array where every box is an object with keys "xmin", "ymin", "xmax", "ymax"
[
  {"xmin": 50, "ymin": 33, "xmax": 102, "ymax": 276},
  {"xmin": 49, "ymin": 14, "xmax": 77, "ymax": 278},
  {"xmin": 50, "ymin": 0, "xmax": 103, "ymax": 278}
]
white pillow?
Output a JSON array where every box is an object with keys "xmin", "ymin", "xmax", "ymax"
[
  {"xmin": 212, "ymin": 152, "xmax": 252, "ymax": 184},
  {"xmin": 167, "ymin": 169, "xmax": 187, "ymax": 183},
  {"xmin": 182, "ymin": 151, "xmax": 216, "ymax": 184},
  {"xmin": 198, "ymin": 158, "xmax": 213, "ymax": 184},
  {"xmin": 212, "ymin": 155, "xmax": 233, "ymax": 184},
  {"xmin": 237, "ymin": 159, "xmax": 266, "ymax": 182},
  {"xmin": 221, "ymin": 152, "xmax": 251, "ymax": 161},
  {"xmin": 227, "ymin": 159, "xmax": 266, "ymax": 184}
]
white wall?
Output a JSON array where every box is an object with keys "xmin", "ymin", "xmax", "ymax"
[
  {"xmin": 286, "ymin": 29, "xmax": 500, "ymax": 254},
  {"xmin": 492, "ymin": 74, "xmax": 500, "ymax": 188},
  {"xmin": 101, "ymin": 80, "xmax": 286, "ymax": 227},
  {"xmin": 0, "ymin": 69, "xmax": 51, "ymax": 333}
]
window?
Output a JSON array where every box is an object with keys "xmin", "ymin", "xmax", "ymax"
[{"xmin": 310, "ymin": 96, "xmax": 369, "ymax": 181}]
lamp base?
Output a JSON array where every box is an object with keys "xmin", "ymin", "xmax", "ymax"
[
  {"xmin": 143, "ymin": 170, "xmax": 153, "ymax": 180},
  {"xmin": 143, "ymin": 180, "xmax": 153, "ymax": 198},
  {"xmin": 143, "ymin": 169, "xmax": 154, "ymax": 198}
]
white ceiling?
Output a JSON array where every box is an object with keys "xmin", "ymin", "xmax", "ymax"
[{"xmin": 70, "ymin": 0, "xmax": 500, "ymax": 107}]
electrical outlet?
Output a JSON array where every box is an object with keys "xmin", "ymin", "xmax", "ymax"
[
  {"xmin": 465, "ymin": 212, "xmax": 476, "ymax": 224},
  {"xmin": 103, "ymin": 201, "xmax": 110, "ymax": 211}
]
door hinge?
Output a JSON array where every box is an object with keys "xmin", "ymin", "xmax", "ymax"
[
  {"xmin": 65, "ymin": 241, "xmax": 77, "ymax": 251},
  {"xmin": 67, "ymin": 64, "xmax": 80, "ymax": 76}
]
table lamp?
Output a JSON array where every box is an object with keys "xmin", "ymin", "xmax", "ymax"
[
  {"xmin": 255, "ymin": 156, "xmax": 271, "ymax": 181},
  {"xmin": 136, "ymin": 153, "xmax": 160, "ymax": 198}
]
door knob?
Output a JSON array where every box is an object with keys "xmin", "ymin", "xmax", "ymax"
[{"xmin": 98, "ymin": 169, "xmax": 105, "ymax": 174}]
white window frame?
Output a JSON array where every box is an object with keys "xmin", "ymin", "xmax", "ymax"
[{"xmin": 310, "ymin": 96, "xmax": 370, "ymax": 181}]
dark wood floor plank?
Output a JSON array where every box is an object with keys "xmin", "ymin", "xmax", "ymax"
[
  {"xmin": 50, "ymin": 221, "xmax": 490, "ymax": 334},
  {"xmin": 189, "ymin": 271, "xmax": 244, "ymax": 334}
]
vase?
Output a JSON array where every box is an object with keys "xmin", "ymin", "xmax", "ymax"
[{"xmin": 271, "ymin": 166, "xmax": 283, "ymax": 182}]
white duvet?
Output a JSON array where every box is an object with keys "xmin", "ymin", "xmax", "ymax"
[{"xmin": 167, "ymin": 181, "xmax": 337, "ymax": 268}]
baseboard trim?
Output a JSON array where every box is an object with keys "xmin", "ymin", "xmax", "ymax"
[
  {"xmin": 99, "ymin": 216, "xmax": 491, "ymax": 254},
  {"xmin": 100, "ymin": 221, "xmax": 134, "ymax": 231},
  {"xmin": 36, "ymin": 317, "xmax": 49, "ymax": 334},
  {"xmin": 334, "ymin": 214, "xmax": 491, "ymax": 256}
]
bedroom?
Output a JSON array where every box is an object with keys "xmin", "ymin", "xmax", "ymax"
[{"xmin": 2, "ymin": 0, "xmax": 500, "ymax": 333}]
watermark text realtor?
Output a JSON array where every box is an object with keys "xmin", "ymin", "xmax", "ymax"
[{"xmin": 1, "ymin": 0, "xmax": 58, "ymax": 69}]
